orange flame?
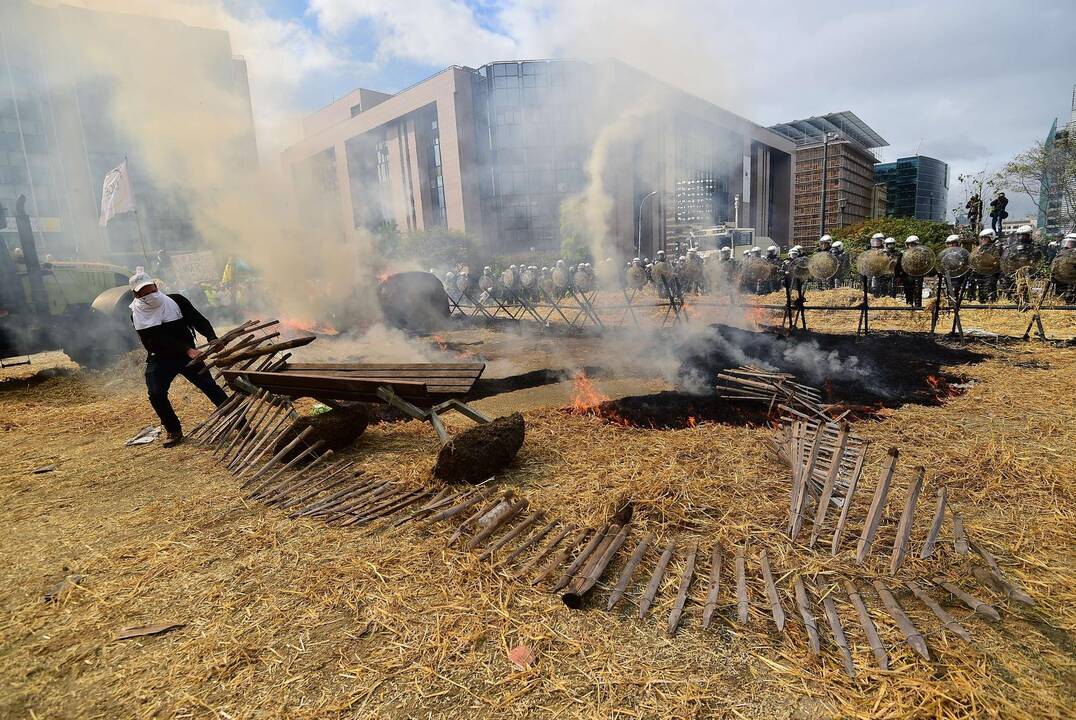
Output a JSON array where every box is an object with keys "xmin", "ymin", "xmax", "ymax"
[
  {"xmin": 279, "ymin": 317, "xmax": 339, "ymax": 336},
  {"xmin": 567, "ymin": 374, "xmax": 610, "ymax": 412}
]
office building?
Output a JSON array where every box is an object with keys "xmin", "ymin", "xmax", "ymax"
[
  {"xmin": 873, "ymin": 155, "xmax": 950, "ymax": 222},
  {"xmin": 1040, "ymin": 84, "xmax": 1075, "ymax": 238},
  {"xmin": 0, "ymin": 1, "xmax": 257, "ymax": 263},
  {"xmin": 768, "ymin": 112, "xmax": 888, "ymax": 247},
  {"xmin": 283, "ymin": 60, "xmax": 795, "ymax": 257}
]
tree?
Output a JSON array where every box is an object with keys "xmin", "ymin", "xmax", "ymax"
[
  {"xmin": 830, "ymin": 217, "xmax": 956, "ymax": 253},
  {"xmin": 994, "ymin": 136, "xmax": 1076, "ymax": 237},
  {"xmin": 393, "ymin": 227, "xmax": 480, "ymax": 270}
]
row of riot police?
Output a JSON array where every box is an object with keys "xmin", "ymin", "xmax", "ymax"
[{"xmin": 435, "ymin": 228, "xmax": 1076, "ymax": 309}]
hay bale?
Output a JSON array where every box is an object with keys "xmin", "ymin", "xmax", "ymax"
[
  {"xmin": 433, "ymin": 413, "xmax": 525, "ymax": 484},
  {"xmin": 274, "ymin": 405, "xmax": 369, "ymax": 462},
  {"xmin": 377, "ymin": 271, "xmax": 450, "ymax": 331}
]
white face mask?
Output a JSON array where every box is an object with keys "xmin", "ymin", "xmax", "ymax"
[{"xmin": 136, "ymin": 291, "xmax": 164, "ymax": 309}]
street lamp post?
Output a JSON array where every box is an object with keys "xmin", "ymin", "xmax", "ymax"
[
  {"xmin": 636, "ymin": 190, "xmax": 658, "ymax": 258},
  {"xmin": 819, "ymin": 132, "xmax": 837, "ymax": 238}
]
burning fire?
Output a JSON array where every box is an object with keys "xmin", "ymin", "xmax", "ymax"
[
  {"xmin": 567, "ymin": 374, "xmax": 610, "ymax": 412},
  {"xmin": 279, "ymin": 317, "xmax": 339, "ymax": 336},
  {"xmin": 431, "ymin": 334, "xmax": 449, "ymax": 352},
  {"xmin": 925, "ymin": 374, "xmax": 961, "ymax": 399}
]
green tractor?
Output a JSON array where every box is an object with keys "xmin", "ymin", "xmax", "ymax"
[{"xmin": 1, "ymin": 196, "xmax": 138, "ymax": 368}]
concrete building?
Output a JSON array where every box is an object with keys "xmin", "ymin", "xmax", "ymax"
[
  {"xmin": 768, "ymin": 112, "xmax": 888, "ymax": 247},
  {"xmin": 1000, "ymin": 216, "xmax": 1036, "ymax": 235},
  {"xmin": 0, "ymin": 1, "xmax": 257, "ymax": 263},
  {"xmin": 283, "ymin": 60, "xmax": 795, "ymax": 257},
  {"xmin": 873, "ymin": 155, "xmax": 949, "ymax": 222}
]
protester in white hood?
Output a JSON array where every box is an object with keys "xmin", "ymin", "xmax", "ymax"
[{"xmin": 129, "ymin": 267, "xmax": 228, "ymax": 447}]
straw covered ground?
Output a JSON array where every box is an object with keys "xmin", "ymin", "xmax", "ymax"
[{"xmin": 0, "ymin": 310, "xmax": 1073, "ymax": 719}]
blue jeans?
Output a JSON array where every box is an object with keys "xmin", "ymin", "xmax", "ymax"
[{"xmin": 145, "ymin": 354, "xmax": 229, "ymax": 433}]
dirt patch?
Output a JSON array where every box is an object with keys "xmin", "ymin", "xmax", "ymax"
[{"xmin": 433, "ymin": 412, "xmax": 525, "ymax": 483}]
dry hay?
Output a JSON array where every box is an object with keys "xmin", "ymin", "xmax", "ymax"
[{"xmin": 0, "ymin": 335, "xmax": 1073, "ymax": 719}]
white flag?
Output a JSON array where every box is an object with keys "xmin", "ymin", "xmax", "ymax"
[{"xmin": 99, "ymin": 159, "xmax": 135, "ymax": 227}]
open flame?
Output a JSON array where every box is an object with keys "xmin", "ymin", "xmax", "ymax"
[
  {"xmin": 567, "ymin": 373, "xmax": 610, "ymax": 413},
  {"xmin": 925, "ymin": 374, "xmax": 960, "ymax": 399},
  {"xmin": 279, "ymin": 317, "xmax": 339, "ymax": 336}
]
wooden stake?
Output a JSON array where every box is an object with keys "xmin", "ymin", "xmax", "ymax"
[
  {"xmin": 793, "ymin": 576, "xmax": 820, "ymax": 655},
  {"xmin": 855, "ymin": 447, "xmax": 900, "ymax": 563},
  {"xmin": 478, "ymin": 512, "xmax": 542, "ymax": 561},
  {"xmin": 843, "ymin": 579, "xmax": 888, "ymax": 670},
  {"xmin": 809, "ymin": 423, "xmax": 850, "ymax": 547},
  {"xmin": 701, "ymin": 543, "xmax": 723, "ymax": 630},
  {"xmin": 735, "ymin": 544, "xmax": 749, "ymax": 625},
  {"xmin": 759, "ymin": 549, "xmax": 786, "ymax": 632},
  {"xmin": 933, "ymin": 579, "xmax": 1000, "ymax": 621},
  {"xmin": 816, "ymin": 579, "xmax": 855, "ymax": 679},
  {"xmin": 512, "ymin": 524, "xmax": 574, "ymax": 580},
  {"xmin": 639, "ymin": 538, "xmax": 676, "ymax": 619},
  {"xmin": 920, "ymin": 486, "xmax": 947, "ymax": 559},
  {"xmin": 906, "ymin": 580, "xmax": 971, "ymax": 641},
  {"xmin": 890, "ymin": 466, "xmax": 924, "ymax": 574},
  {"xmin": 606, "ymin": 532, "xmax": 653, "ymax": 611},
  {"xmin": 498, "ymin": 520, "xmax": 557, "ymax": 569},
  {"xmin": 465, "ymin": 500, "xmax": 528, "ymax": 551},
  {"xmin": 830, "ymin": 447, "xmax": 867, "ymax": 555},
  {"xmin": 551, "ymin": 523, "xmax": 611, "ymax": 592},
  {"xmin": 972, "ymin": 565, "xmax": 1036, "ymax": 606},
  {"xmin": 952, "ymin": 510, "xmax": 969, "ymax": 555},
  {"xmin": 872, "ymin": 579, "xmax": 930, "ymax": 660},
  {"xmin": 532, "ymin": 526, "xmax": 589, "ymax": 586},
  {"xmin": 790, "ymin": 429, "xmax": 824, "ymax": 539},
  {"xmin": 667, "ymin": 540, "xmax": 697, "ymax": 636}
]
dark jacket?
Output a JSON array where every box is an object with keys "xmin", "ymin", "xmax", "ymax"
[{"xmin": 134, "ymin": 293, "xmax": 217, "ymax": 361}]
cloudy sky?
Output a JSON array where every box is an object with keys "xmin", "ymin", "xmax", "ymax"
[{"xmin": 111, "ymin": 0, "xmax": 1076, "ymax": 218}]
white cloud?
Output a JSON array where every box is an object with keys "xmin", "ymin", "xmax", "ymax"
[{"xmin": 309, "ymin": 0, "xmax": 518, "ymax": 67}]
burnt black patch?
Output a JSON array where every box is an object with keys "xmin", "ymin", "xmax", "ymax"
[{"xmin": 676, "ymin": 325, "xmax": 984, "ymax": 408}]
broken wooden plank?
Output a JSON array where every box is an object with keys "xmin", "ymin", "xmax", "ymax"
[
  {"xmin": 906, "ymin": 580, "xmax": 971, "ymax": 642},
  {"xmin": 735, "ymin": 544, "xmax": 749, "ymax": 625},
  {"xmin": 855, "ymin": 447, "xmax": 900, "ymax": 563},
  {"xmin": 759, "ymin": 549, "xmax": 786, "ymax": 632},
  {"xmin": 793, "ymin": 576, "xmax": 820, "ymax": 655},
  {"xmin": 701, "ymin": 542, "xmax": 723, "ymax": 630},
  {"xmin": 919, "ymin": 486, "xmax": 948, "ymax": 559},
  {"xmin": 843, "ymin": 579, "xmax": 888, "ymax": 670},
  {"xmin": 563, "ymin": 524, "xmax": 631, "ymax": 607},
  {"xmin": 890, "ymin": 466, "xmax": 925, "ymax": 575},
  {"xmin": 933, "ymin": 579, "xmax": 1000, "ymax": 621},
  {"xmin": 639, "ymin": 538, "xmax": 676, "ymax": 619},
  {"xmin": 667, "ymin": 540, "xmax": 698, "ymax": 636},
  {"xmin": 872, "ymin": 579, "xmax": 930, "ymax": 661},
  {"xmin": 830, "ymin": 447, "xmax": 867, "ymax": 556},
  {"xmin": 816, "ymin": 578, "xmax": 856, "ymax": 679}
]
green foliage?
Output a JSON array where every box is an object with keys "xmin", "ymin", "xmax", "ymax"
[
  {"xmin": 830, "ymin": 218, "xmax": 956, "ymax": 253},
  {"xmin": 390, "ymin": 226, "xmax": 480, "ymax": 269},
  {"xmin": 993, "ymin": 138, "xmax": 1076, "ymax": 236},
  {"xmin": 559, "ymin": 195, "xmax": 592, "ymax": 265}
]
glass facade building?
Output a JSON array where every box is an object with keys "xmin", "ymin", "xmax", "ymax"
[
  {"xmin": 873, "ymin": 155, "xmax": 949, "ymax": 222},
  {"xmin": 284, "ymin": 59, "xmax": 796, "ymax": 256}
]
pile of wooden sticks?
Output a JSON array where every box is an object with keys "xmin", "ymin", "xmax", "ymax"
[
  {"xmin": 184, "ymin": 369, "xmax": 1039, "ymax": 682},
  {"xmin": 715, "ymin": 366, "xmax": 832, "ymax": 422},
  {"xmin": 186, "ymin": 318, "xmax": 315, "ymax": 384}
]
